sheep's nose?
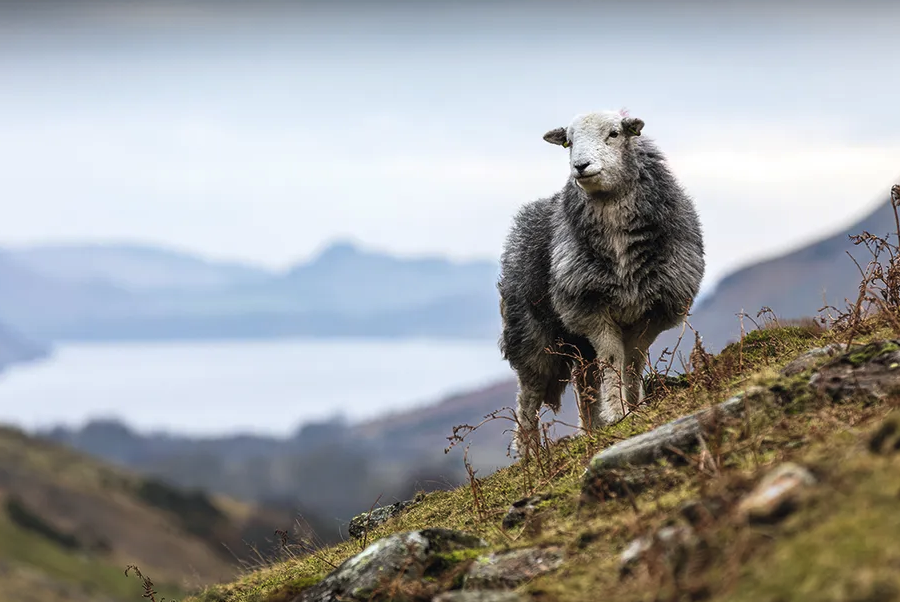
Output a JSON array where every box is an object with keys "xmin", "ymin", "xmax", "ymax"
[{"xmin": 573, "ymin": 161, "xmax": 591, "ymax": 174}]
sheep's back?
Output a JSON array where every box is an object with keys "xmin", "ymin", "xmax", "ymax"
[{"xmin": 499, "ymin": 197, "xmax": 559, "ymax": 323}]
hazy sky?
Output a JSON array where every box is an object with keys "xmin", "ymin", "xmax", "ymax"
[{"xmin": 1, "ymin": 0, "xmax": 898, "ymax": 289}]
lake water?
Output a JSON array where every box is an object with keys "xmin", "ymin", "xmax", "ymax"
[{"xmin": 0, "ymin": 338, "xmax": 514, "ymax": 436}]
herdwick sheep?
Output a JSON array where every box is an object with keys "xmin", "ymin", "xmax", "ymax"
[{"xmin": 498, "ymin": 109, "xmax": 705, "ymax": 451}]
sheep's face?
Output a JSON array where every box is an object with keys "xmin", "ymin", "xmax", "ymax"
[{"xmin": 543, "ymin": 111, "xmax": 644, "ymax": 195}]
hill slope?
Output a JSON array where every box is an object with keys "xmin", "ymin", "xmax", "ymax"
[
  {"xmin": 659, "ymin": 193, "xmax": 897, "ymax": 355},
  {"xmin": 8, "ymin": 243, "xmax": 273, "ymax": 292},
  {"xmin": 0, "ymin": 425, "xmax": 294, "ymax": 602},
  {"xmin": 183, "ymin": 319, "xmax": 900, "ymax": 602}
]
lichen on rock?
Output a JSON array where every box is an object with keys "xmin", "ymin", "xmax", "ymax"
[
  {"xmin": 292, "ymin": 528, "xmax": 487, "ymax": 602},
  {"xmin": 348, "ymin": 497, "xmax": 421, "ymax": 540}
]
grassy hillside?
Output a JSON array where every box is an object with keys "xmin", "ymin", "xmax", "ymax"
[
  {"xmin": 180, "ymin": 316, "xmax": 900, "ymax": 602},
  {"xmin": 0, "ymin": 426, "xmax": 293, "ymax": 602}
]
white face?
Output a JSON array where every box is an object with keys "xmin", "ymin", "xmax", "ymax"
[{"xmin": 544, "ymin": 110, "xmax": 644, "ymax": 194}]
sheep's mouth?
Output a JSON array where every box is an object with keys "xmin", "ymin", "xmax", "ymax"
[{"xmin": 575, "ymin": 172, "xmax": 602, "ymax": 181}]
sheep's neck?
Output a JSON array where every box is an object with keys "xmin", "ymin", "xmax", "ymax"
[{"xmin": 582, "ymin": 191, "xmax": 638, "ymax": 280}]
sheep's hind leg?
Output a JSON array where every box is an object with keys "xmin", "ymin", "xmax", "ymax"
[
  {"xmin": 513, "ymin": 376, "xmax": 545, "ymax": 455},
  {"xmin": 513, "ymin": 365, "xmax": 567, "ymax": 456}
]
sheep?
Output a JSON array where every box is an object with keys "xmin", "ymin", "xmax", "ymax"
[{"xmin": 497, "ymin": 109, "xmax": 705, "ymax": 451}]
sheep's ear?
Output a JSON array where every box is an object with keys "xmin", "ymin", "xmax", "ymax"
[
  {"xmin": 543, "ymin": 127, "xmax": 569, "ymax": 147},
  {"xmin": 622, "ymin": 117, "xmax": 644, "ymax": 137}
]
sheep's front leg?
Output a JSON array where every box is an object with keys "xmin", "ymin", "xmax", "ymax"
[{"xmin": 585, "ymin": 321, "xmax": 627, "ymax": 428}]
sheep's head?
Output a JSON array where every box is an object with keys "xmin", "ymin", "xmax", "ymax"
[{"xmin": 543, "ymin": 110, "xmax": 644, "ymax": 195}]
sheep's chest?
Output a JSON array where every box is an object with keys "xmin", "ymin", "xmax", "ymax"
[
  {"xmin": 551, "ymin": 200, "xmax": 653, "ymax": 326},
  {"xmin": 589, "ymin": 202, "xmax": 645, "ymax": 283}
]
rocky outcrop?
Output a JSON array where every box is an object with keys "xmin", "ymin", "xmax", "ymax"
[
  {"xmin": 780, "ymin": 344, "xmax": 847, "ymax": 376},
  {"xmin": 809, "ymin": 340, "xmax": 900, "ymax": 400},
  {"xmin": 583, "ymin": 389, "xmax": 757, "ymax": 479},
  {"xmin": 463, "ymin": 547, "xmax": 564, "ymax": 590},
  {"xmin": 348, "ymin": 497, "xmax": 422, "ymax": 540},
  {"xmin": 293, "ymin": 528, "xmax": 486, "ymax": 602}
]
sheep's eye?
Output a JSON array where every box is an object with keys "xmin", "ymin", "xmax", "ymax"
[{"xmin": 608, "ymin": 130, "xmax": 619, "ymax": 139}]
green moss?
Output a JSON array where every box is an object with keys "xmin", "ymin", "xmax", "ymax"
[
  {"xmin": 432, "ymin": 548, "xmax": 484, "ymax": 565},
  {"xmin": 718, "ymin": 326, "xmax": 822, "ymax": 371},
  {"xmin": 848, "ymin": 341, "xmax": 900, "ymax": 366}
]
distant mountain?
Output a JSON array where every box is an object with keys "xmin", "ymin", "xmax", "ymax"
[
  {"xmin": 0, "ymin": 250, "xmax": 134, "ymax": 341},
  {"xmin": 273, "ymin": 241, "xmax": 499, "ymax": 315},
  {"xmin": 8, "ymin": 243, "xmax": 273, "ymax": 292},
  {"xmin": 0, "ymin": 322, "xmax": 46, "ymax": 372},
  {"xmin": 2, "ymin": 186, "xmax": 895, "ymax": 345},
  {"xmin": 0, "ymin": 423, "xmax": 295, "ymax": 602},
  {"xmin": 651, "ymin": 193, "xmax": 897, "ymax": 358},
  {"xmin": 0, "ymin": 241, "xmax": 501, "ymax": 342}
]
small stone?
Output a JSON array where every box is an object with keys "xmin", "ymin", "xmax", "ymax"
[
  {"xmin": 736, "ymin": 462, "xmax": 817, "ymax": 524},
  {"xmin": 868, "ymin": 412, "xmax": 900, "ymax": 455},
  {"xmin": 501, "ymin": 493, "xmax": 553, "ymax": 530},
  {"xmin": 464, "ymin": 547, "xmax": 564, "ymax": 590},
  {"xmin": 619, "ymin": 525, "xmax": 697, "ymax": 577},
  {"xmin": 348, "ymin": 498, "xmax": 419, "ymax": 539},
  {"xmin": 678, "ymin": 496, "xmax": 727, "ymax": 527},
  {"xmin": 619, "ymin": 535, "xmax": 653, "ymax": 575},
  {"xmin": 433, "ymin": 591, "xmax": 527, "ymax": 602}
]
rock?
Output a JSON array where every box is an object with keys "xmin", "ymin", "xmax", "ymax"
[
  {"xmin": 810, "ymin": 340, "xmax": 900, "ymax": 401},
  {"xmin": 433, "ymin": 591, "xmax": 528, "ymax": 602},
  {"xmin": 501, "ymin": 493, "xmax": 553, "ymax": 530},
  {"xmin": 781, "ymin": 344, "xmax": 847, "ymax": 376},
  {"xmin": 464, "ymin": 547, "xmax": 564, "ymax": 590},
  {"xmin": 619, "ymin": 525, "xmax": 697, "ymax": 577},
  {"xmin": 736, "ymin": 462, "xmax": 817, "ymax": 524},
  {"xmin": 584, "ymin": 387, "xmax": 771, "ymax": 483},
  {"xmin": 348, "ymin": 498, "xmax": 420, "ymax": 539},
  {"xmin": 294, "ymin": 528, "xmax": 487, "ymax": 602},
  {"xmin": 869, "ymin": 412, "xmax": 900, "ymax": 454}
]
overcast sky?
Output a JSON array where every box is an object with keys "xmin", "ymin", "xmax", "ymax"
[{"xmin": 1, "ymin": 0, "xmax": 898, "ymax": 289}]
